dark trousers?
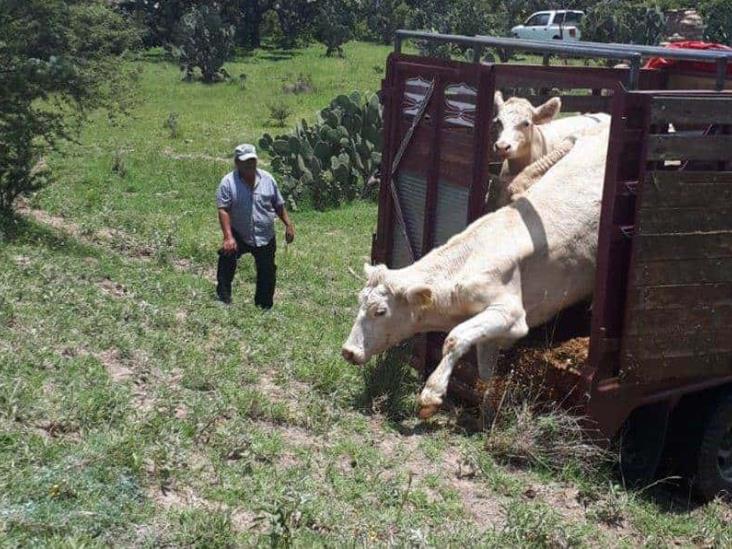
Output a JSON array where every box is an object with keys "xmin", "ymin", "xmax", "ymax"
[{"xmin": 216, "ymin": 233, "xmax": 276, "ymax": 309}]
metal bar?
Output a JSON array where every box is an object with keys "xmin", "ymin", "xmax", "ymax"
[
  {"xmin": 388, "ymin": 78, "xmax": 437, "ymax": 262},
  {"xmin": 395, "ymin": 30, "xmax": 645, "ymax": 63},
  {"xmin": 716, "ymin": 58, "xmax": 728, "ymax": 91},
  {"xmin": 629, "ymin": 56, "xmax": 641, "ymax": 90},
  {"xmin": 472, "ymin": 45, "xmax": 483, "ymax": 64}
]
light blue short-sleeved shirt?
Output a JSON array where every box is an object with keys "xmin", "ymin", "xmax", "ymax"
[{"xmin": 216, "ymin": 169, "xmax": 285, "ymax": 247}]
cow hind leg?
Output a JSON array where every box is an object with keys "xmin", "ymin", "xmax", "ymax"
[{"xmin": 417, "ymin": 304, "xmax": 528, "ymax": 419}]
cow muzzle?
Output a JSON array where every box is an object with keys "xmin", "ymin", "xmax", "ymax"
[{"xmin": 341, "ymin": 346, "xmax": 366, "ymax": 365}]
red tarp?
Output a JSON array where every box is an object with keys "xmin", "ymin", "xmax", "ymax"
[{"xmin": 644, "ymin": 40, "xmax": 732, "ymax": 75}]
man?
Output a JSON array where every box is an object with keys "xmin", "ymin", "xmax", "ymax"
[{"xmin": 216, "ymin": 144, "xmax": 295, "ymax": 308}]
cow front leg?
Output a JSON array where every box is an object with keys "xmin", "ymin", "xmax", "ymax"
[{"xmin": 417, "ymin": 303, "xmax": 528, "ymax": 419}]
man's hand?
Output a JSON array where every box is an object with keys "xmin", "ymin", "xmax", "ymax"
[
  {"xmin": 222, "ymin": 236, "xmax": 238, "ymax": 255},
  {"xmin": 285, "ymin": 223, "xmax": 295, "ymax": 244}
]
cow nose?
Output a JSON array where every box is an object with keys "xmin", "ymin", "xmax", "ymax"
[
  {"xmin": 341, "ymin": 346, "xmax": 362, "ymax": 365},
  {"xmin": 495, "ymin": 141, "xmax": 511, "ymax": 154}
]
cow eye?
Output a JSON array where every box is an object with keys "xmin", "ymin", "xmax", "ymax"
[
  {"xmin": 374, "ymin": 308, "xmax": 387, "ymax": 317},
  {"xmin": 522, "ymin": 120, "xmax": 530, "ymax": 128}
]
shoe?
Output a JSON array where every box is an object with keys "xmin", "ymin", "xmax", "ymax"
[{"xmin": 216, "ymin": 291, "xmax": 232, "ymax": 305}]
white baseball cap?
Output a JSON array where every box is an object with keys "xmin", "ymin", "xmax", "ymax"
[{"xmin": 234, "ymin": 143, "xmax": 257, "ymax": 162}]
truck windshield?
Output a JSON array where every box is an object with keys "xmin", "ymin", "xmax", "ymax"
[{"xmin": 525, "ymin": 13, "xmax": 551, "ymax": 26}]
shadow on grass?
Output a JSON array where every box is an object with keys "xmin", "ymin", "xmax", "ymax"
[
  {"xmin": 258, "ymin": 44, "xmax": 302, "ymax": 62},
  {"xmin": 0, "ymin": 211, "xmax": 96, "ymax": 260},
  {"xmin": 353, "ymin": 342, "xmax": 420, "ymax": 422}
]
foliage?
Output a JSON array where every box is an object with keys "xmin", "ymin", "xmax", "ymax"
[
  {"xmin": 357, "ymin": 0, "xmax": 411, "ymax": 44},
  {"xmin": 271, "ymin": 0, "xmax": 320, "ymax": 48},
  {"xmin": 700, "ymin": 0, "xmax": 732, "ymax": 45},
  {"xmin": 582, "ymin": 1, "xmax": 667, "ymax": 45},
  {"xmin": 282, "ymin": 73, "xmax": 315, "ymax": 94},
  {"xmin": 268, "ymin": 102, "xmax": 293, "ymax": 127},
  {"xmin": 0, "ymin": 0, "xmax": 140, "ymax": 212},
  {"xmin": 163, "ymin": 112, "xmax": 181, "ymax": 138},
  {"xmin": 171, "ymin": 4, "xmax": 235, "ymax": 82},
  {"xmin": 259, "ymin": 92, "xmax": 382, "ymax": 210},
  {"xmin": 315, "ymin": 0, "xmax": 356, "ymax": 57}
]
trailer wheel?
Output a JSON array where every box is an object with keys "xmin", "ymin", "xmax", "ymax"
[{"xmin": 695, "ymin": 393, "xmax": 732, "ymax": 501}]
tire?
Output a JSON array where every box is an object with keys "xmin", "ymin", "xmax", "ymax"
[{"xmin": 695, "ymin": 392, "xmax": 732, "ymax": 501}]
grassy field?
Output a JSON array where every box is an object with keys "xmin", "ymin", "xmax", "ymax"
[{"xmin": 2, "ymin": 41, "xmax": 731, "ymax": 546}]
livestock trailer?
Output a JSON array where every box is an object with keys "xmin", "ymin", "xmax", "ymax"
[{"xmin": 372, "ymin": 31, "xmax": 732, "ymax": 499}]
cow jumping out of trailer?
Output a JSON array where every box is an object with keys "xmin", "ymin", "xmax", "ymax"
[
  {"xmin": 342, "ymin": 124, "xmax": 610, "ymax": 418},
  {"xmin": 492, "ymin": 91, "xmax": 610, "ymax": 207}
]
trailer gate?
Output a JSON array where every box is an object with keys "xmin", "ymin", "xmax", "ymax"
[{"xmin": 588, "ymin": 90, "xmax": 732, "ymax": 437}]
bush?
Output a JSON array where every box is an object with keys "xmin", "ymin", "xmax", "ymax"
[
  {"xmin": 171, "ymin": 5, "xmax": 234, "ymax": 83},
  {"xmin": 700, "ymin": 0, "xmax": 732, "ymax": 45},
  {"xmin": 357, "ymin": 0, "xmax": 411, "ymax": 44},
  {"xmin": 259, "ymin": 92, "xmax": 383, "ymax": 210},
  {"xmin": 163, "ymin": 112, "xmax": 180, "ymax": 138},
  {"xmin": 582, "ymin": 1, "xmax": 667, "ymax": 46},
  {"xmin": 0, "ymin": 0, "xmax": 140, "ymax": 212},
  {"xmin": 282, "ymin": 74, "xmax": 314, "ymax": 95},
  {"xmin": 268, "ymin": 103, "xmax": 293, "ymax": 127},
  {"xmin": 315, "ymin": 0, "xmax": 356, "ymax": 57}
]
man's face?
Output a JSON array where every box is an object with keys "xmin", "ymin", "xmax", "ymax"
[{"xmin": 236, "ymin": 158, "xmax": 257, "ymax": 178}]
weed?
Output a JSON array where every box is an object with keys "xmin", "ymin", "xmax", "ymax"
[
  {"xmin": 268, "ymin": 102, "xmax": 292, "ymax": 127},
  {"xmin": 163, "ymin": 112, "xmax": 180, "ymax": 138},
  {"xmin": 356, "ymin": 342, "xmax": 419, "ymax": 421},
  {"xmin": 282, "ymin": 73, "xmax": 314, "ymax": 94},
  {"xmin": 485, "ymin": 385, "xmax": 612, "ymax": 477},
  {"xmin": 111, "ymin": 150, "xmax": 127, "ymax": 178}
]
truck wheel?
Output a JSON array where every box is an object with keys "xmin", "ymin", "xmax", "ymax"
[{"xmin": 695, "ymin": 393, "xmax": 732, "ymax": 501}]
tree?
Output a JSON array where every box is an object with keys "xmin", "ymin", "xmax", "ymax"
[
  {"xmin": 271, "ymin": 0, "xmax": 319, "ymax": 48},
  {"xmin": 315, "ymin": 0, "xmax": 356, "ymax": 56},
  {"xmin": 235, "ymin": 0, "xmax": 272, "ymax": 48},
  {"xmin": 358, "ymin": 0, "xmax": 411, "ymax": 44},
  {"xmin": 171, "ymin": 4, "xmax": 235, "ymax": 82},
  {"xmin": 582, "ymin": 1, "xmax": 666, "ymax": 46},
  {"xmin": 700, "ymin": 0, "xmax": 732, "ymax": 45},
  {"xmin": 0, "ymin": 0, "xmax": 140, "ymax": 212}
]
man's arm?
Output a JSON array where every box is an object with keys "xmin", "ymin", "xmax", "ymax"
[
  {"xmin": 275, "ymin": 205, "xmax": 295, "ymax": 244},
  {"xmin": 218, "ymin": 208, "xmax": 238, "ymax": 254}
]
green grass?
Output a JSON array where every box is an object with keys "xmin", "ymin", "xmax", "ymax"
[{"xmin": 2, "ymin": 41, "xmax": 731, "ymax": 546}]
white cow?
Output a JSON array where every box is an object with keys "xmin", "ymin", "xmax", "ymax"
[
  {"xmin": 342, "ymin": 124, "xmax": 610, "ymax": 419},
  {"xmin": 493, "ymin": 91, "xmax": 610, "ymax": 207}
]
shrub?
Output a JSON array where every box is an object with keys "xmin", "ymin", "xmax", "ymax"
[
  {"xmin": 282, "ymin": 74, "xmax": 314, "ymax": 95},
  {"xmin": 268, "ymin": 103, "xmax": 293, "ymax": 127},
  {"xmin": 171, "ymin": 5, "xmax": 234, "ymax": 83},
  {"xmin": 163, "ymin": 112, "xmax": 180, "ymax": 138},
  {"xmin": 0, "ymin": 0, "xmax": 140, "ymax": 212},
  {"xmin": 700, "ymin": 0, "xmax": 732, "ymax": 45},
  {"xmin": 315, "ymin": 0, "xmax": 356, "ymax": 57},
  {"xmin": 259, "ymin": 92, "xmax": 383, "ymax": 210},
  {"xmin": 582, "ymin": 1, "xmax": 667, "ymax": 46}
]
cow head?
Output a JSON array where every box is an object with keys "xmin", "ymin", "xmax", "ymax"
[
  {"xmin": 341, "ymin": 263, "xmax": 433, "ymax": 365},
  {"xmin": 493, "ymin": 91, "xmax": 562, "ymax": 160}
]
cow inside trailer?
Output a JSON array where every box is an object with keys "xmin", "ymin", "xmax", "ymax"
[{"xmin": 372, "ymin": 34, "xmax": 732, "ymax": 499}]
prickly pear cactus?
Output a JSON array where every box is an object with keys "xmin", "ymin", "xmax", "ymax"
[{"xmin": 258, "ymin": 91, "xmax": 382, "ymax": 210}]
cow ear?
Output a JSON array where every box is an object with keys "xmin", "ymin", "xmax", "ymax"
[
  {"xmin": 364, "ymin": 263, "xmax": 387, "ymax": 284},
  {"xmin": 532, "ymin": 97, "xmax": 561, "ymax": 124},
  {"xmin": 494, "ymin": 91, "xmax": 504, "ymax": 110},
  {"xmin": 405, "ymin": 284, "xmax": 433, "ymax": 309}
]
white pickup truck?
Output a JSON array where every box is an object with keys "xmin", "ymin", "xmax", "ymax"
[{"xmin": 510, "ymin": 10, "xmax": 584, "ymax": 42}]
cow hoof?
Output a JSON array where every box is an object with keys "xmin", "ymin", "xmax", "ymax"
[{"xmin": 418, "ymin": 404, "xmax": 440, "ymax": 419}]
